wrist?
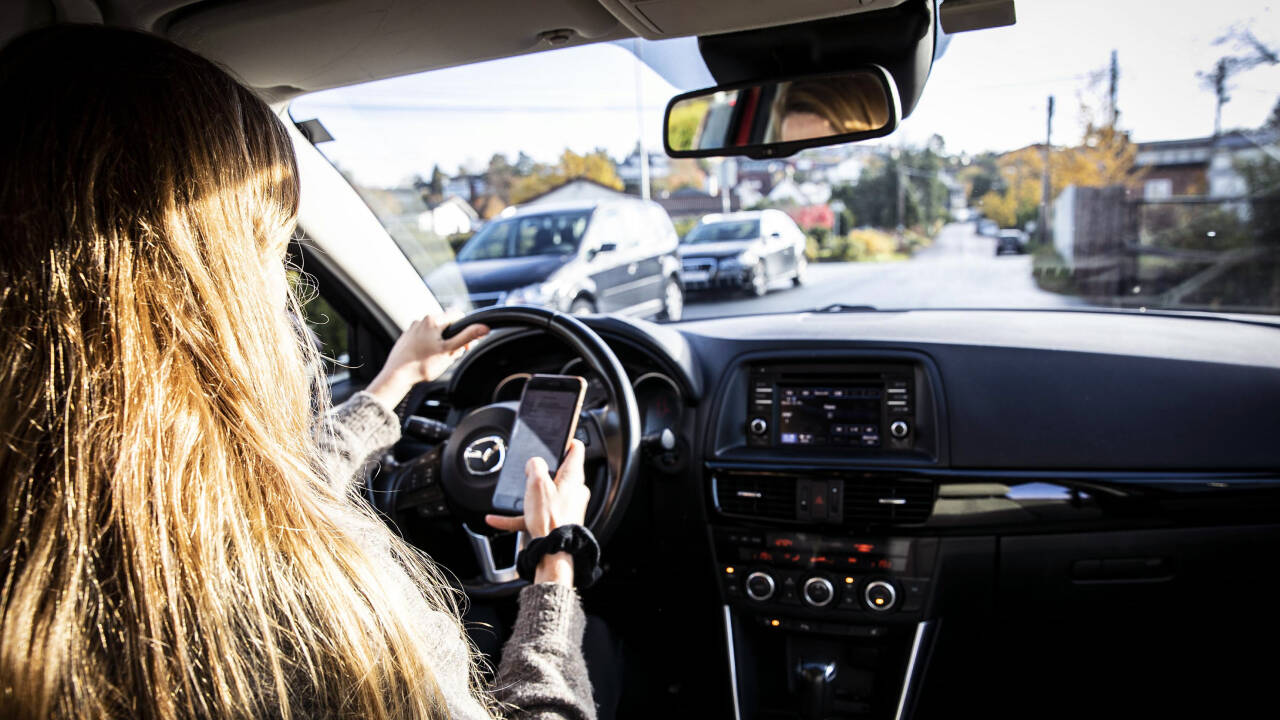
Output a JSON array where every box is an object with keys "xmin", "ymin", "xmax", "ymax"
[
  {"xmin": 534, "ymin": 552, "xmax": 574, "ymax": 586},
  {"xmin": 366, "ymin": 366, "xmax": 417, "ymax": 406}
]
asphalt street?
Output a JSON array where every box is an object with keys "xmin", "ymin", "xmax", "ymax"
[{"xmin": 681, "ymin": 222, "xmax": 1082, "ymax": 319}]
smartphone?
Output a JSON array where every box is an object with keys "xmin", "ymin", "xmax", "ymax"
[{"xmin": 491, "ymin": 374, "xmax": 588, "ymax": 513}]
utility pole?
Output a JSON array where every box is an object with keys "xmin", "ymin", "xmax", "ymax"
[
  {"xmin": 1108, "ymin": 49, "xmax": 1119, "ymax": 126},
  {"xmin": 1212, "ymin": 57, "xmax": 1228, "ymax": 137},
  {"xmin": 633, "ymin": 39, "xmax": 650, "ymax": 200},
  {"xmin": 1039, "ymin": 95, "xmax": 1054, "ymax": 245},
  {"xmin": 895, "ymin": 148, "xmax": 906, "ymax": 234}
]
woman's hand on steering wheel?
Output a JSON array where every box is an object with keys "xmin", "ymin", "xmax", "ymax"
[
  {"xmin": 366, "ymin": 310, "xmax": 489, "ymax": 408},
  {"xmin": 485, "ymin": 440, "xmax": 591, "ymax": 586}
]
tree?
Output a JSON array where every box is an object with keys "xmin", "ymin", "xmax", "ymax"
[
  {"xmin": 667, "ymin": 99, "xmax": 709, "ymax": 152},
  {"xmin": 978, "ymin": 121, "xmax": 1142, "ymax": 229},
  {"xmin": 654, "ymin": 158, "xmax": 706, "ymax": 195},
  {"xmin": 426, "ymin": 164, "xmax": 446, "ymax": 205},
  {"xmin": 960, "ymin": 152, "xmax": 1002, "ymax": 204},
  {"xmin": 1199, "ymin": 26, "xmax": 1279, "ymax": 135},
  {"xmin": 831, "ymin": 145, "xmax": 949, "ymax": 231},
  {"xmin": 509, "ymin": 149, "xmax": 624, "ymax": 204},
  {"xmin": 485, "ymin": 153, "xmax": 516, "ymax": 204}
]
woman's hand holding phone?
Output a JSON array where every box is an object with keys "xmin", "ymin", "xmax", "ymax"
[{"xmin": 485, "ymin": 440, "xmax": 590, "ymax": 586}]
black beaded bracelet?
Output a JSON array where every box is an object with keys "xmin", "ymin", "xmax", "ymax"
[{"xmin": 516, "ymin": 524, "xmax": 603, "ymax": 590}]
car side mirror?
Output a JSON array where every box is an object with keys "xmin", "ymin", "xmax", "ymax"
[{"xmin": 664, "ymin": 65, "xmax": 900, "ymax": 159}]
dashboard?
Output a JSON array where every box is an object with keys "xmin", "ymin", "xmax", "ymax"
[{"xmin": 400, "ymin": 309, "xmax": 1280, "ymax": 719}]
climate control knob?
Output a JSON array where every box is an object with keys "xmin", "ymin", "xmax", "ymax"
[
  {"xmin": 802, "ymin": 577, "xmax": 835, "ymax": 607},
  {"xmin": 749, "ymin": 418, "xmax": 769, "ymax": 436},
  {"xmin": 864, "ymin": 580, "xmax": 898, "ymax": 612},
  {"xmin": 889, "ymin": 420, "xmax": 910, "ymax": 439},
  {"xmin": 745, "ymin": 571, "xmax": 776, "ymax": 601}
]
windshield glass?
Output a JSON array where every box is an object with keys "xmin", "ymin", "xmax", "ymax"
[
  {"xmin": 457, "ymin": 211, "xmax": 590, "ymax": 261},
  {"xmin": 684, "ymin": 220, "xmax": 761, "ymax": 244},
  {"xmin": 292, "ymin": 1, "xmax": 1280, "ymax": 320}
]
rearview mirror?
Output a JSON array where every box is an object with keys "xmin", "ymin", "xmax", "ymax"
[{"xmin": 663, "ymin": 66, "xmax": 900, "ymax": 159}]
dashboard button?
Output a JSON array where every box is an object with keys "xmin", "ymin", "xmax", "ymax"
[
  {"xmin": 780, "ymin": 576, "xmax": 801, "ymax": 605},
  {"xmin": 889, "ymin": 420, "xmax": 911, "ymax": 439},
  {"xmin": 749, "ymin": 418, "xmax": 768, "ymax": 435},
  {"xmin": 745, "ymin": 571, "xmax": 775, "ymax": 601},
  {"xmin": 803, "ymin": 577, "xmax": 836, "ymax": 608},
  {"xmin": 864, "ymin": 580, "xmax": 898, "ymax": 612}
]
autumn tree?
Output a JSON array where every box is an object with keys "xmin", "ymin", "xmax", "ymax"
[
  {"xmin": 667, "ymin": 99, "xmax": 709, "ymax": 152},
  {"xmin": 509, "ymin": 149, "xmax": 624, "ymax": 204},
  {"xmin": 655, "ymin": 158, "xmax": 707, "ymax": 194},
  {"xmin": 979, "ymin": 122, "xmax": 1142, "ymax": 229}
]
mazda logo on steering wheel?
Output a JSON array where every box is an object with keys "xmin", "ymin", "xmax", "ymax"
[{"xmin": 463, "ymin": 435, "xmax": 507, "ymax": 476}]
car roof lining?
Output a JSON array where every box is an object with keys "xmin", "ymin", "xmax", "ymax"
[{"xmin": 5, "ymin": 0, "xmax": 903, "ymax": 99}]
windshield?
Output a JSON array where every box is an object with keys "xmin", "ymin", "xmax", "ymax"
[
  {"xmin": 457, "ymin": 211, "xmax": 590, "ymax": 261},
  {"xmin": 292, "ymin": 1, "xmax": 1280, "ymax": 320},
  {"xmin": 684, "ymin": 220, "xmax": 761, "ymax": 244}
]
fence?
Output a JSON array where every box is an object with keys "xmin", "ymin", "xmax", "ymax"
[{"xmin": 1051, "ymin": 185, "xmax": 1279, "ymax": 311}]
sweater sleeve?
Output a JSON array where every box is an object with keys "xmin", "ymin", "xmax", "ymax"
[
  {"xmin": 315, "ymin": 391, "xmax": 402, "ymax": 491},
  {"xmin": 492, "ymin": 583, "xmax": 597, "ymax": 720}
]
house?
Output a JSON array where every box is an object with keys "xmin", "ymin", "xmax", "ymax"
[
  {"xmin": 417, "ymin": 195, "xmax": 479, "ymax": 237},
  {"xmin": 1133, "ymin": 130, "xmax": 1276, "ymax": 200},
  {"xmin": 616, "ymin": 149, "xmax": 671, "ymax": 192},
  {"xmin": 520, "ymin": 177, "xmax": 631, "ymax": 206},
  {"xmin": 767, "ymin": 177, "xmax": 832, "ymax": 206},
  {"xmin": 655, "ymin": 186, "xmax": 737, "ymax": 220},
  {"xmin": 736, "ymin": 158, "xmax": 787, "ymax": 197}
]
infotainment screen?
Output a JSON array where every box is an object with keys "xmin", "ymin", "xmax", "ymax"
[{"xmin": 777, "ymin": 385, "xmax": 882, "ymax": 447}]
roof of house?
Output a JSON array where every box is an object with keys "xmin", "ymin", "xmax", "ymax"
[{"xmin": 516, "ymin": 177, "xmax": 631, "ymax": 205}]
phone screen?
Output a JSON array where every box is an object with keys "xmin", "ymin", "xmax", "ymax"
[{"xmin": 492, "ymin": 375, "xmax": 586, "ymax": 512}]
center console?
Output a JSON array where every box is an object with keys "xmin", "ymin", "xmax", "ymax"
[
  {"xmin": 746, "ymin": 363, "xmax": 917, "ymax": 452},
  {"xmin": 708, "ymin": 355, "xmax": 945, "ymax": 719}
]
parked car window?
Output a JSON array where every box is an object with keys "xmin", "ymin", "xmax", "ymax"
[
  {"xmin": 684, "ymin": 220, "xmax": 761, "ymax": 244},
  {"xmin": 618, "ymin": 204, "xmax": 647, "ymax": 250},
  {"xmin": 587, "ymin": 206, "xmax": 624, "ymax": 250},
  {"xmin": 457, "ymin": 211, "xmax": 590, "ymax": 261}
]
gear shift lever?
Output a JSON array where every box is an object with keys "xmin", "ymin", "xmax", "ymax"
[{"xmin": 796, "ymin": 659, "xmax": 837, "ymax": 720}]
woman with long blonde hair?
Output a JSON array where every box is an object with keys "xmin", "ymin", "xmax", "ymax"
[{"xmin": 0, "ymin": 24, "xmax": 595, "ymax": 720}]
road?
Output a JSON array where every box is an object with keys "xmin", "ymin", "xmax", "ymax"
[{"xmin": 681, "ymin": 222, "xmax": 1082, "ymax": 319}]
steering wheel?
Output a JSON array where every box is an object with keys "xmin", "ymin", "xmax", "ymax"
[{"xmin": 377, "ymin": 306, "xmax": 641, "ymax": 598}]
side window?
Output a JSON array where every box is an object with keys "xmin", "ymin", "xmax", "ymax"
[
  {"xmin": 590, "ymin": 207, "xmax": 621, "ymax": 250},
  {"xmin": 291, "ymin": 271, "xmax": 353, "ymax": 383},
  {"xmin": 646, "ymin": 204, "xmax": 678, "ymax": 249},
  {"xmin": 618, "ymin": 205, "xmax": 645, "ymax": 250}
]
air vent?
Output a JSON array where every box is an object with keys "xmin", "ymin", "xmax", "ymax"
[
  {"xmin": 714, "ymin": 474, "xmax": 797, "ymax": 521},
  {"xmin": 844, "ymin": 480, "xmax": 936, "ymax": 525}
]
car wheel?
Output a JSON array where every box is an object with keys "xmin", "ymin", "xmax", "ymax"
[
  {"xmin": 792, "ymin": 253, "xmax": 807, "ymax": 287},
  {"xmin": 747, "ymin": 262, "xmax": 768, "ymax": 297},
  {"xmin": 658, "ymin": 277, "xmax": 683, "ymax": 322},
  {"xmin": 569, "ymin": 297, "xmax": 596, "ymax": 315}
]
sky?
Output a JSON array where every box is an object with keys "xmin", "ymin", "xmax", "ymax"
[{"xmin": 291, "ymin": 0, "xmax": 1280, "ymax": 189}]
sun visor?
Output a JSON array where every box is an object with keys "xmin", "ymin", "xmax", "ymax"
[{"xmin": 596, "ymin": 0, "xmax": 910, "ymax": 40}]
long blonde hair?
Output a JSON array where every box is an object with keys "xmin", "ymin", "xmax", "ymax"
[{"xmin": 0, "ymin": 25, "xmax": 480, "ymax": 719}]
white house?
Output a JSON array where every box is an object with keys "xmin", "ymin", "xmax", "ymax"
[
  {"xmin": 417, "ymin": 195, "xmax": 479, "ymax": 236},
  {"xmin": 767, "ymin": 178, "xmax": 832, "ymax": 206},
  {"xmin": 521, "ymin": 178, "xmax": 631, "ymax": 206}
]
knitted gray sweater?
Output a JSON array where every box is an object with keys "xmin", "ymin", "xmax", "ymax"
[{"xmin": 320, "ymin": 391, "xmax": 597, "ymax": 720}]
